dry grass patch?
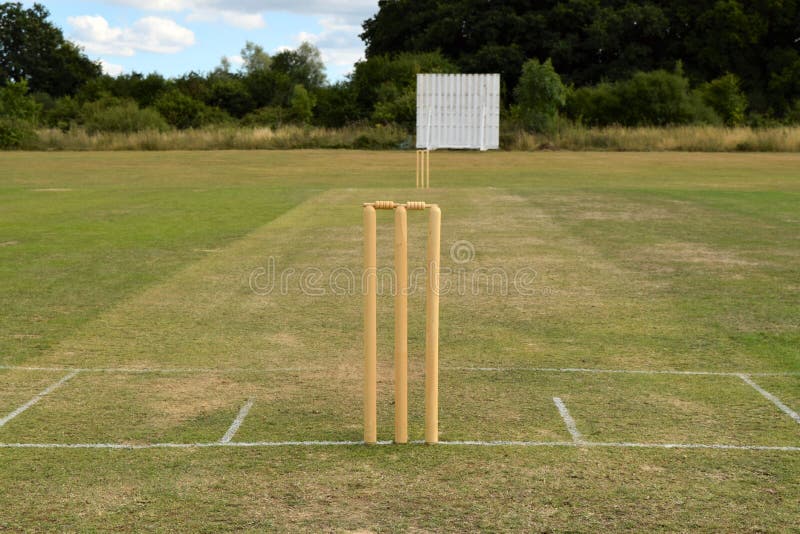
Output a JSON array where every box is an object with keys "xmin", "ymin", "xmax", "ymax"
[{"xmin": 647, "ymin": 241, "xmax": 763, "ymax": 267}]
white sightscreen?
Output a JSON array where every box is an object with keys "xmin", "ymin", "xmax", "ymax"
[{"xmin": 416, "ymin": 73, "xmax": 500, "ymax": 151}]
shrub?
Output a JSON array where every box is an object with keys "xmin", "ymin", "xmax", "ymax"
[
  {"xmin": 371, "ymin": 83, "xmax": 415, "ymax": 130},
  {"xmin": 566, "ymin": 67, "xmax": 719, "ymax": 126},
  {"xmin": 0, "ymin": 117, "xmax": 37, "ymax": 148},
  {"xmin": 616, "ymin": 69, "xmax": 690, "ymax": 126},
  {"xmin": 154, "ymin": 90, "xmax": 230, "ymax": 129},
  {"xmin": 700, "ymin": 73, "xmax": 748, "ymax": 126},
  {"xmin": 567, "ymin": 83, "xmax": 620, "ymax": 126},
  {"xmin": 288, "ymin": 84, "xmax": 315, "ymax": 125},
  {"xmin": 206, "ymin": 77, "xmax": 255, "ymax": 118},
  {"xmin": 788, "ymin": 100, "xmax": 800, "ymax": 125},
  {"xmin": 0, "ymin": 81, "xmax": 42, "ymax": 148},
  {"xmin": 350, "ymin": 52, "xmax": 458, "ymax": 120},
  {"xmin": 43, "ymin": 96, "xmax": 81, "ymax": 130},
  {"xmin": 241, "ymin": 106, "xmax": 287, "ymax": 128},
  {"xmin": 80, "ymin": 97, "xmax": 169, "ymax": 134},
  {"xmin": 513, "ymin": 58, "xmax": 567, "ymax": 133},
  {"xmin": 313, "ymin": 83, "xmax": 358, "ymax": 128},
  {"xmin": 244, "ymin": 69, "xmax": 293, "ymax": 108}
]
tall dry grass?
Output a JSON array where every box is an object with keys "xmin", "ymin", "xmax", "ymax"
[
  {"xmin": 34, "ymin": 124, "xmax": 410, "ymax": 151},
  {"xmin": 28, "ymin": 124, "xmax": 800, "ymax": 151},
  {"xmin": 504, "ymin": 125, "xmax": 800, "ymax": 152}
]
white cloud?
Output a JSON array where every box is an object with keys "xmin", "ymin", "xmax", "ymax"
[
  {"xmin": 225, "ymin": 55, "xmax": 245, "ymax": 67},
  {"xmin": 68, "ymin": 15, "xmax": 130, "ymax": 55},
  {"xmin": 295, "ymin": 17, "xmax": 363, "ymax": 72},
  {"xmin": 99, "ymin": 0, "xmax": 377, "ymax": 24},
  {"xmin": 320, "ymin": 47, "xmax": 363, "ymax": 69},
  {"xmin": 67, "ymin": 15, "xmax": 196, "ymax": 57},
  {"xmin": 100, "ymin": 59, "xmax": 125, "ymax": 76},
  {"xmin": 186, "ymin": 8, "xmax": 265, "ymax": 29}
]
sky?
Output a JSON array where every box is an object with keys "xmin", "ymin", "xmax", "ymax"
[{"xmin": 31, "ymin": 0, "xmax": 380, "ymax": 81}]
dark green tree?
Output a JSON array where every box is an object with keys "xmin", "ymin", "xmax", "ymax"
[
  {"xmin": 272, "ymin": 42, "xmax": 326, "ymax": 89},
  {"xmin": 513, "ymin": 58, "xmax": 567, "ymax": 133},
  {"xmin": 361, "ymin": 0, "xmax": 800, "ymax": 116},
  {"xmin": 312, "ymin": 82, "xmax": 359, "ymax": 128},
  {"xmin": 0, "ymin": 2, "xmax": 101, "ymax": 96},
  {"xmin": 0, "ymin": 80, "xmax": 41, "ymax": 147},
  {"xmin": 700, "ymin": 73, "xmax": 748, "ymax": 126},
  {"xmin": 206, "ymin": 76, "xmax": 255, "ymax": 118},
  {"xmin": 350, "ymin": 51, "xmax": 457, "ymax": 120}
]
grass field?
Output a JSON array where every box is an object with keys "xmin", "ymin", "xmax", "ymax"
[{"xmin": 1, "ymin": 150, "xmax": 799, "ymax": 531}]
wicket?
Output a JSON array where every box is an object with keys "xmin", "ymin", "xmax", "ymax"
[
  {"xmin": 416, "ymin": 150, "xmax": 430, "ymax": 188},
  {"xmin": 363, "ymin": 201, "xmax": 441, "ymax": 445}
]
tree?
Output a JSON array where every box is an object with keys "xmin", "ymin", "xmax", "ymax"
[
  {"xmin": 513, "ymin": 58, "xmax": 566, "ymax": 133},
  {"xmin": 360, "ymin": 0, "xmax": 800, "ymax": 116},
  {"xmin": 288, "ymin": 84, "xmax": 315, "ymax": 124},
  {"xmin": 0, "ymin": 80, "xmax": 41, "ymax": 147},
  {"xmin": 154, "ymin": 90, "xmax": 204, "ymax": 129},
  {"xmin": 700, "ymin": 73, "xmax": 748, "ymax": 126},
  {"xmin": 272, "ymin": 42, "xmax": 326, "ymax": 89},
  {"xmin": 206, "ymin": 77, "xmax": 255, "ymax": 118},
  {"xmin": 350, "ymin": 51, "xmax": 457, "ymax": 120},
  {"xmin": 566, "ymin": 65, "xmax": 718, "ymax": 126},
  {"xmin": 244, "ymin": 68, "xmax": 293, "ymax": 108},
  {"xmin": 241, "ymin": 41, "xmax": 271, "ymax": 74},
  {"xmin": 313, "ymin": 82, "xmax": 359, "ymax": 128},
  {"xmin": 0, "ymin": 2, "xmax": 101, "ymax": 96}
]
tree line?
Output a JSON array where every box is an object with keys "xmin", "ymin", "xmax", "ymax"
[
  {"xmin": 2, "ymin": 1, "xmax": 799, "ymax": 148},
  {"xmin": 363, "ymin": 0, "xmax": 800, "ymax": 119}
]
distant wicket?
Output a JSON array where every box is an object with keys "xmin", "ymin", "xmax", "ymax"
[
  {"xmin": 363, "ymin": 201, "xmax": 441, "ymax": 445},
  {"xmin": 416, "ymin": 150, "xmax": 430, "ymax": 188}
]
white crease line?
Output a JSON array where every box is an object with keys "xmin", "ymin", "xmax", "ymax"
[
  {"xmin": 0, "ymin": 365, "xmax": 320, "ymax": 374},
  {"xmin": 220, "ymin": 399, "xmax": 254, "ymax": 444},
  {"xmin": 553, "ymin": 397, "xmax": 585, "ymax": 444},
  {"xmin": 584, "ymin": 442, "xmax": 800, "ymax": 452},
  {"xmin": 0, "ymin": 370, "xmax": 80, "ymax": 428},
  {"xmin": 438, "ymin": 440, "xmax": 576, "ymax": 447},
  {"xmin": 0, "ymin": 440, "xmax": 797, "ymax": 451},
  {"xmin": 1, "ymin": 364, "xmax": 798, "ymax": 377},
  {"xmin": 0, "ymin": 441, "xmax": 384, "ymax": 449},
  {"xmin": 445, "ymin": 366, "xmax": 800, "ymax": 377},
  {"xmin": 226, "ymin": 440, "xmax": 391, "ymax": 447},
  {"xmin": 737, "ymin": 374, "xmax": 800, "ymax": 424}
]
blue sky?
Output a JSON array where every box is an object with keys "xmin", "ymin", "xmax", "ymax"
[{"xmin": 33, "ymin": 1, "xmax": 380, "ymax": 81}]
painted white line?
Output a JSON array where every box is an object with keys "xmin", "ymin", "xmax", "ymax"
[
  {"xmin": 220, "ymin": 399, "xmax": 254, "ymax": 443},
  {"xmin": 0, "ymin": 365, "xmax": 320, "ymax": 374},
  {"xmin": 225, "ymin": 440, "xmax": 391, "ymax": 447},
  {"xmin": 585, "ymin": 442, "xmax": 800, "ymax": 451},
  {"xmin": 1, "ymin": 364, "xmax": 797, "ymax": 377},
  {"xmin": 0, "ymin": 440, "xmax": 797, "ymax": 451},
  {"xmin": 553, "ymin": 397, "xmax": 585, "ymax": 444},
  {"xmin": 0, "ymin": 370, "xmax": 80, "ymax": 428},
  {"xmin": 737, "ymin": 374, "xmax": 800, "ymax": 424},
  {"xmin": 445, "ymin": 366, "xmax": 800, "ymax": 377},
  {"xmin": 0, "ymin": 440, "xmax": 386, "ymax": 449},
  {"xmin": 438, "ymin": 440, "xmax": 576, "ymax": 447}
]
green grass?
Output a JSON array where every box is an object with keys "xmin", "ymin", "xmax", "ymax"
[{"xmin": 1, "ymin": 150, "xmax": 799, "ymax": 531}]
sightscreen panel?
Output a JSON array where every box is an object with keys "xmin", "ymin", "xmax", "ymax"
[{"xmin": 416, "ymin": 73, "xmax": 500, "ymax": 151}]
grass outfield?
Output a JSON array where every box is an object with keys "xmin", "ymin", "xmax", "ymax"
[{"xmin": 1, "ymin": 150, "xmax": 799, "ymax": 531}]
